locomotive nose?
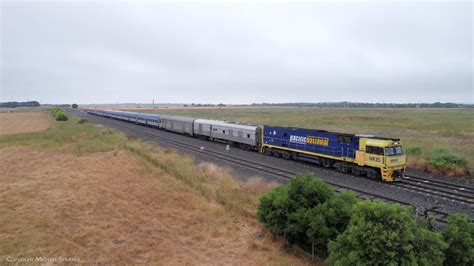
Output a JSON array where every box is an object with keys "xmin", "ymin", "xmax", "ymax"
[{"xmin": 385, "ymin": 155, "xmax": 407, "ymax": 167}]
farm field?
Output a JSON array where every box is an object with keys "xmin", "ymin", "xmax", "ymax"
[
  {"xmin": 0, "ymin": 112, "xmax": 50, "ymax": 136},
  {"xmin": 0, "ymin": 113, "xmax": 309, "ymax": 264},
  {"xmin": 134, "ymin": 107, "xmax": 474, "ymax": 176}
]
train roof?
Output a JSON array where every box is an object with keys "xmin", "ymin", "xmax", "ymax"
[
  {"xmin": 160, "ymin": 115, "xmax": 196, "ymax": 123},
  {"xmin": 365, "ymin": 138, "xmax": 401, "ymax": 147},
  {"xmin": 136, "ymin": 112, "xmax": 160, "ymax": 118},
  {"xmin": 264, "ymin": 125, "xmax": 399, "ymax": 141},
  {"xmin": 194, "ymin": 119, "xmax": 258, "ymax": 131}
]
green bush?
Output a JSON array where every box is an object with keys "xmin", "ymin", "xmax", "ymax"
[
  {"xmin": 442, "ymin": 214, "xmax": 474, "ymax": 266},
  {"xmin": 305, "ymin": 191, "xmax": 358, "ymax": 256},
  {"xmin": 55, "ymin": 111, "xmax": 68, "ymax": 121},
  {"xmin": 326, "ymin": 201, "xmax": 446, "ymax": 265},
  {"xmin": 51, "ymin": 107, "xmax": 61, "ymax": 115},
  {"xmin": 406, "ymin": 146, "xmax": 423, "ymax": 156},
  {"xmin": 257, "ymin": 185, "xmax": 289, "ymax": 236},
  {"xmin": 427, "ymin": 148, "xmax": 468, "ymax": 170},
  {"xmin": 51, "ymin": 107, "xmax": 68, "ymax": 121},
  {"xmin": 257, "ymin": 174, "xmax": 356, "ymax": 256},
  {"xmin": 414, "ymin": 224, "xmax": 448, "ymax": 265}
]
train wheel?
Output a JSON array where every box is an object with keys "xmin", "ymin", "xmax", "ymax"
[
  {"xmin": 265, "ymin": 149, "xmax": 272, "ymax": 156},
  {"xmin": 367, "ymin": 169, "xmax": 378, "ymax": 179},
  {"xmin": 353, "ymin": 168, "xmax": 361, "ymax": 176},
  {"xmin": 322, "ymin": 159, "xmax": 332, "ymax": 168},
  {"xmin": 291, "ymin": 152, "xmax": 298, "ymax": 160}
]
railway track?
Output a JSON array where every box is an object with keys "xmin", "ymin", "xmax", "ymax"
[
  {"xmin": 83, "ymin": 112, "xmax": 468, "ymax": 225},
  {"xmin": 396, "ymin": 177, "xmax": 474, "ymax": 205}
]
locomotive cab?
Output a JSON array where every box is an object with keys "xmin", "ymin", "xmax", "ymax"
[{"xmin": 355, "ymin": 137, "xmax": 406, "ymax": 182}]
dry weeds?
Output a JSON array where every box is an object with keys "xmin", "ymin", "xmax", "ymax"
[
  {"xmin": 0, "ymin": 112, "xmax": 50, "ymax": 136},
  {"xmin": 0, "ymin": 146, "xmax": 308, "ymax": 265}
]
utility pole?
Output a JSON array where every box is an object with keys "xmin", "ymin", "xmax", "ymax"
[{"xmin": 152, "ymin": 98, "xmax": 155, "ymax": 109}]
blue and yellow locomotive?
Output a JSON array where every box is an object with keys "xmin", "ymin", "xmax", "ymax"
[{"xmin": 260, "ymin": 126, "xmax": 406, "ymax": 182}]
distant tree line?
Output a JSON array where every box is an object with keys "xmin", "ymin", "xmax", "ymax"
[
  {"xmin": 250, "ymin": 102, "xmax": 473, "ymax": 108},
  {"xmin": 184, "ymin": 103, "xmax": 226, "ymax": 107},
  {"xmin": 0, "ymin": 101, "xmax": 40, "ymax": 108}
]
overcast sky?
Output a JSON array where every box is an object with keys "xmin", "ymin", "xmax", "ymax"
[{"xmin": 1, "ymin": 1, "xmax": 472, "ymax": 104}]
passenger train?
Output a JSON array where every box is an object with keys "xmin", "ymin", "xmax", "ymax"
[{"xmin": 86, "ymin": 109, "xmax": 406, "ymax": 182}]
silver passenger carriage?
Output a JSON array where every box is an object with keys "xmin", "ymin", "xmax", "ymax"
[
  {"xmin": 136, "ymin": 113, "xmax": 160, "ymax": 127},
  {"xmin": 193, "ymin": 119, "xmax": 259, "ymax": 150},
  {"xmin": 159, "ymin": 115, "xmax": 195, "ymax": 135}
]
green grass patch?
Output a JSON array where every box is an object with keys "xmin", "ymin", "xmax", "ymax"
[
  {"xmin": 426, "ymin": 148, "xmax": 468, "ymax": 170},
  {"xmin": 405, "ymin": 146, "xmax": 423, "ymax": 156},
  {"xmin": 0, "ymin": 114, "xmax": 125, "ymax": 153}
]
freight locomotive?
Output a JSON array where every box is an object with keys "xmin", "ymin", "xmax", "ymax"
[{"xmin": 86, "ymin": 109, "xmax": 406, "ymax": 182}]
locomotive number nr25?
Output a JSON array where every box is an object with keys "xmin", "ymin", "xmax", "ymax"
[{"xmin": 368, "ymin": 156, "xmax": 381, "ymax": 163}]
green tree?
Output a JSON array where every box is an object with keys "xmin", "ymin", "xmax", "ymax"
[
  {"xmin": 305, "ymin": 191, "xmax": 358, "ymax": 256},
  {"xmin": 327, "ymin": 201, "xmax": 446, "ymax": 265},
  {"xmin": 257, "ymin": 174, "xmax": 334, "ymax": 242},
  {"xmin": 413, "ymin": 224, "xmax": 447, "ymax": 265},
  {"xmin": 257, "ymin": 185, "xmax": 289, "ymax": 236},
  {"xmin": 51, "ymin": 107, "xmax": 68, "ymax": 121},
  {"xmin": 283, "ymin": 174, "xmax": 334, "ymax": 243},
  {"xmin": 55, "ymin": 111, "xmax": 68, "ymax": 121},
  {"xmin": 258, "ymin": 174, "xmax": 356, "ymax": 257},
  {"xmin": 442, "ymin": 214, "xmax": 474, "ymax": 266}
]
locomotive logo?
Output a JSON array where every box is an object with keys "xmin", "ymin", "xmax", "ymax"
[
  {"xmin": 307, "ymin": 136, "xmax": 329, "ymax": 146},
  {"xmin": 289, "ymin": 135, "xmax": 306, "ymax": 144},
  {"xmin": 289, "ymin": 135, "xmax": 329, "ymax": 146}
]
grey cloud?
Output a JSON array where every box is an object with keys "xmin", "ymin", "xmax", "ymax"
[{"xmin": 1, "ymin": 1, "xmax": 472, "ymax": 104}]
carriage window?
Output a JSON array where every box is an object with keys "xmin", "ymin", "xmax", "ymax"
[
  {"xmin": 222, "ymin": 130, "xmax": 226, "ymax": 134},
  {"xmin": 337, "ymin": 135, "xmax": 353, "ymax": 144},
  {"xmin": 366, "ymin": 146, "xmax": 384, "ymax": 155},
  {"xmin": 247, "ymin": 134, "xmax": 250, "ymax": 138},
  {"xmin": 283, "ymin": 133, "xmax": 288, "ymax": 137},
  {"xmin": 385, "ymin": 146, "xmax": 403, "ymax": 156}
]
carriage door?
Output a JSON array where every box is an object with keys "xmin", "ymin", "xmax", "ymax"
[
  {"xmin": 238, "ymin": 131, "xmax": 244, "ymax": 144},
  {"xmin": 282, "ymin": 133, "xmax": 288, "ymax": 147}
]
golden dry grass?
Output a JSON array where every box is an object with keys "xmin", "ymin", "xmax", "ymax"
[
  {"xmin": 0, "ymin": 112, "xmax": 50, "ymax": 136},
  {"xmin": 0, "ymin": 145, "xmax": 309, "ymax": 265}
]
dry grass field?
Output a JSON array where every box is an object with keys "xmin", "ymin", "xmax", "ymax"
[
  {"xmin": 0, "ymin": 113, "xmax": 310, "ymax": 264},
  {"xmin": 0, "ymin": 112, "xmax": 50, "ymax": 136}
]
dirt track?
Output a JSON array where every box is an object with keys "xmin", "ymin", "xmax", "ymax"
[{"xmin": 0, "ymin": 112, "xmax": 50, "ymax": 136}]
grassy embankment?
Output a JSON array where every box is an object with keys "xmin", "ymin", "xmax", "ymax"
[
  {"xmin": 0, "ymin": 113, "xmax": 309, "ymax": 264},
  {"xmin": 136, "ymin": 107, "xmax": 473, "ymax": 178}
]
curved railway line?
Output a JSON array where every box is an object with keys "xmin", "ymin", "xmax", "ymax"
[{"xmin": 82, "ymin": 111, "xmax": 473, "ymax": 225}]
